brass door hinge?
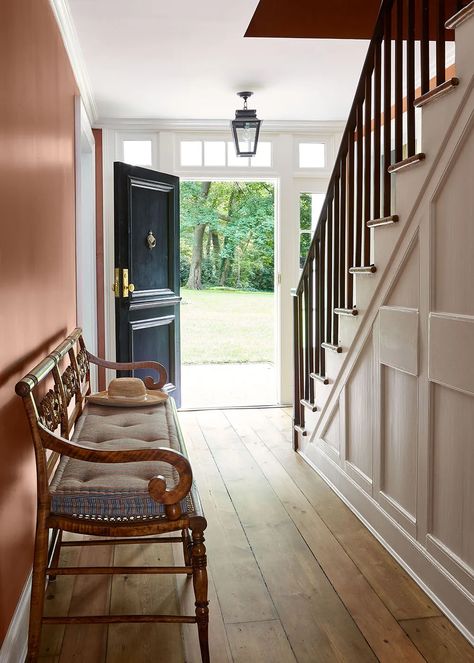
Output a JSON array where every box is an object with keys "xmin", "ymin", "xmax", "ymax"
[{"xmin": 113, "ymin": 268, "xmax": 120, "ymax": 298}]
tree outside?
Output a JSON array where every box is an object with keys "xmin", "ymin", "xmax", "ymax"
[
  {"xmin": 180, "ymin": 181, "xmax": 274, "ymax": 292},
  {"xmin": 180, "ymin": 181, "xmax": 275, "ymax": 366}
]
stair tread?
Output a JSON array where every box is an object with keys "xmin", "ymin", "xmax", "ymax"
[
  {"xmin": 322, "ymin": 342, "xmax": 343, "ymax": 353},
  {"xmin": 388, "ymin": 153, "xmax": 426, "ymax": 174},
  {"xmin": 367, "ymin": 214, "xmax": 399, "ymax": 228},
  {"xmin": 334, "ymin": 307, "xmax": 359, "ymax": 316},
  {"xmin": 349, "ymin": 265, "xmax": 377, "ymax": 274},
  {"xmin": 445, "ymin": 1, "xmax": 474, "ymax": 29},
  {"xmin": 414, "ymin": 78, "xmax": 460, "ymax": 108},
  {"xmin": 300, "ymin": 399, "xmax": 318, "ymax": 412},
  {"xmin": 310, "ymin": 372, "xmax": 330, "ymax": 385},
  {"xmin": 294, "ymin": 424, "xmax": 308, "ymax": 436}
]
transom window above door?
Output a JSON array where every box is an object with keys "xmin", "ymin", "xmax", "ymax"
[
  {"xmin": 122, "ymin": 139, "xmax": 153, "ymax": 167},
  {"xmin": 179, "ymin": 139, "xmax": 272, "ymax": 168}
]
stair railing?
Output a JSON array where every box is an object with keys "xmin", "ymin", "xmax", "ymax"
[{"xmin": 293, "ymin": 0, "xmax": 470, "ymax": 447}]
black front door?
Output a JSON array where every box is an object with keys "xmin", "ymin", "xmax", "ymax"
[{"xmin": 114, "ymin": 162, "xmax": 181, "ymax": 406}]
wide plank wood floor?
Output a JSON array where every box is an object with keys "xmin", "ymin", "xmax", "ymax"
[{"xmin": 39, "ymin": 408, "xmax": 473, "ymax": 663}]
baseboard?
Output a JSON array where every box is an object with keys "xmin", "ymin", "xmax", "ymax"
[
  {"xmin": 299, "ymin": 447, "xmax": 474, "ymax": 645},
  {"xmin": 0, "ymin": 572, "xmax": 30, "ymax": 663}
]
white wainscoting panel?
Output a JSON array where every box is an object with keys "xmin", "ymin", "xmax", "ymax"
[
  {"xmin": 321, "ymin": 403, "xmax": 340, "ymax": 456},
  {"xmin": 381, "ymin": 366, "xmax": 418, "ymax": 525},
  {"xmin": 429, "ymin": 313, "xmax": 474, "ymax": 396},
  {"xmin": 346, "ymin": 340, "xmax": 373, "ymax": 490},
  {"xmin": 379, "ymin": 306, "xmax": 419, "ymax": 376},
  {"xmin": 433, "ymin": 123, "xmax": 474, "ymax": 317},
  {"xmin": 431, "ymin": 383, "xmax": 474, "ymax": 572},
  {"xmin": 386, "ymin": 240, "xmax": 419, "ymax": 309}
]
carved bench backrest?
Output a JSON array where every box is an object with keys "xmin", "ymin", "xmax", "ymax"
[{"xmin": 15, "ymin": 328, "xmax": 90, "ymax": 499}]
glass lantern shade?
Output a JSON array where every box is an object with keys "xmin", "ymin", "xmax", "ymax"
[{"xmin": 231, "ymin": 109, "xmax": 262, "ymax": 157}]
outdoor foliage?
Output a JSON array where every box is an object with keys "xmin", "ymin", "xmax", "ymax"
[
  {"xmin": 180, "ymin": 181, "xmax": 274, "ymax": 291},
  {"xmin": 181, "ymin": 288, "xmax": 274, "ymax": 364},
  {"xmin": 299, "ymin": 192, "xmax": 312, "ymax": 268}
]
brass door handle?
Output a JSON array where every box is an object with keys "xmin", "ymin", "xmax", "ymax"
[{"xmin": 122, "ymin": 268, "xmax": 135, "ymax": 297}]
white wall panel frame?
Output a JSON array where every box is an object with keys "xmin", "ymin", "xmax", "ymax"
[
  {"xmin": 375, "ymin": 313, "xmax": 418, "ymax": 537},
  {"xmin": 379, "ymin": 306, "xmax": 419, "ymax": 376},
  {"xmin": 299, "ymin": 65, "xmax": 474, "ymax": 640},
  {"xmin": 426, "ymin": 534, "xmax": 474, "ymax": 596},
  {"xmin": 416, "ymin": 212, "xmax": 432, "ymax": 545},
  {"xmin": 425, "ymin": 117, "xmax": 474, "ymax": 589},
  {"xmin": 319, "ymin": 393, "xmax": 343, "ymax": 462},
  {"xmin": 429, "ymin": 313, "xmax": 474, "ymax": 397}
]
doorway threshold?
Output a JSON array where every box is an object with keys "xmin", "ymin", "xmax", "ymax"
[
  {"xmin": 178, "ymin": 403, "xmax": 290, "ymax": 412},
  {"xmin": 181, "ymin": 362, "xmax": 277, "ymax": 409}
]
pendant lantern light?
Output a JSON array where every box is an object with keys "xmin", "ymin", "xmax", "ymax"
[{"xmin": 231, "ymin": 91, "xmax": 262, "ymax": 157}]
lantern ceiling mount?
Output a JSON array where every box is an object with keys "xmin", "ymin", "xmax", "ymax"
[{"xmin": 231, "ymin": 91, "xmax": 262, "ymax": 158}]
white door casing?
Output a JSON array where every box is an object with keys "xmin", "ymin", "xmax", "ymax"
[{"xmin": 75, "ymin": 97, "xmax": 98, "ymax": 389}]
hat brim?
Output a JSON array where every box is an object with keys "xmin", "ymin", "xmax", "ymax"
[{"xmin": 86, "ymin": 390, "xmax": 168, "ymax": 407}]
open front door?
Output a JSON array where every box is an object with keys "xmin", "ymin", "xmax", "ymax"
[{"xmin": 114, "ymin": 161, "xmax": 181, "ymax": 406}]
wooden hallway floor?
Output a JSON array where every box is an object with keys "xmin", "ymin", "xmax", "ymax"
[{"xmin": 39, "ymin": 408, "xmax": 473, "ymax": 663}]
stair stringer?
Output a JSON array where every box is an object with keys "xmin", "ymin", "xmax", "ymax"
[{"xmin": 298, "ymin": 65, "xmax": 474, "ymax": 641}]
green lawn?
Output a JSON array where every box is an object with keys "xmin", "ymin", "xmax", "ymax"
[{"xmin": 180, "ymin": 288, "xmax": 274, "ymax": 364}]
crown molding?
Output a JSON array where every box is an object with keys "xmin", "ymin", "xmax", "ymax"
[
  {"xmin": 96, "ymin": 117, "xmax": 346, "ymax": 134},
  {"xmin": 48, "ymin": 0, "xmax": 98, "ymax": 124}
]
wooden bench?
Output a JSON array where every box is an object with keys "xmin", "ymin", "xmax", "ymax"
[{"xmin": 15, "ymin": 328, "xmax": 209, "ymax": 663}]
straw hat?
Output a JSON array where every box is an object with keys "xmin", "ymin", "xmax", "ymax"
[{"xmin": 87, "ymin": 377, "xmax": 168, "ymax": 407}]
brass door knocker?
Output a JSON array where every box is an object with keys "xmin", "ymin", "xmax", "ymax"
[{"xmin": 147, "ymin": 230, "xmax": 157, "ymax": 250}]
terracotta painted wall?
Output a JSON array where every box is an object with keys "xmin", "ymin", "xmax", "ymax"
[{"xmin": 0, "ymin": 0, "xmax": 78, "ymax": 644}]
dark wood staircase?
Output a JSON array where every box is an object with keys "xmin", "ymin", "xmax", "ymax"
[{"xmin": 293, "ymin": 0, "xmax": 474, "ymax": 446}]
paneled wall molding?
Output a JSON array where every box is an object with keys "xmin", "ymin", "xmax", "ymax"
[
  {"xmin": 305, "ymin": 75, "xmax": 474, "ymax": 449},
  {"xmin": 428, "ymin": 313, "xmax": 474, "ymax": 396},
  {"xmin": 301, "ymin": 33, "xmax": 474, "ymax": 640},
  {"xmin": 378, "ymin": 491, "xmax": 417, "ymax": 539},
  {"xmin": 300, "ymin": 447, "xmax": 474, "ymax": 645},
  {"xmin": 379, "ymin": 306, "xmax": 419, "ymax": 375},
  {"xmin": 425, "ymin": 535, "xmax": 474, "ymax": 596},
  {"xmin": 48, "ymin": 0, "xmax": 98, "ymax": 123}
]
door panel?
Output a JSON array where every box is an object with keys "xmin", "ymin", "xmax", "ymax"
[
  {"xmin": 114, "ymin": 162, "xmax": 181, "ymax": 406},
  {"xmin": 130, "ymin": 180, "xmax": 172, "ymax": 293}
]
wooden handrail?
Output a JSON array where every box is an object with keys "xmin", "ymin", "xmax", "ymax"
[{"xmin": 293, "ymin": 0, "xmax": 470, "ymax": 442}]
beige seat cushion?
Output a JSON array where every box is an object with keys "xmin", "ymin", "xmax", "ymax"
[{"xmin": 49, "ymin": 400, "xmax": 197, "ymax": 520}]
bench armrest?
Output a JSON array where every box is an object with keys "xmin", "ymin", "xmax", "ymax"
[
  {"xmin": 86, "ymin": 352, "xmax": 168, "ymax": 390},
  {"xmin": 39, "ymin": 424, "xmax": 192, "ymax": 513}
]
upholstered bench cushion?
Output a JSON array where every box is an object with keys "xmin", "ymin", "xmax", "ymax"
[{"xmin": 49, "ymin": 400, "xmax": 197, "ymax": 520}]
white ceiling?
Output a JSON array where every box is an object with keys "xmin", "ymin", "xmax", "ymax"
[{"xmin": 67, "ymin": 0, "xmax": 370, "ymax": 123}]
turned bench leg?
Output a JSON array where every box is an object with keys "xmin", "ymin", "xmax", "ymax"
[
  {"xmin": 27, "ymin": 516, "xmax": 49, "ymax": 662},
  {"xmin": 190, "ymin": 519, "xmax": 210, "ymax": 663},
  {"xmin": 182, "ymin": 528, "xmax": 193, "ymax": 578}
]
